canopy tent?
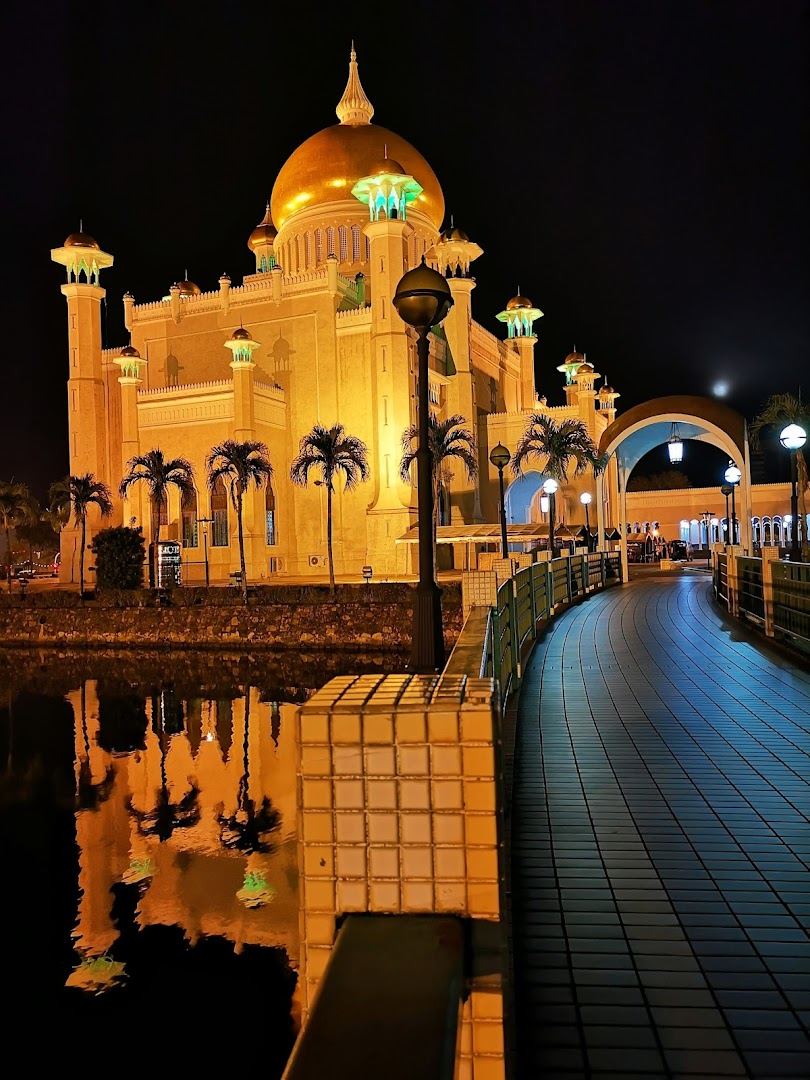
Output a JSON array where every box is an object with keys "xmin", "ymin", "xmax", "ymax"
[{"xmin": 396, "ymin": 523, "xmax": 553, "ymax": 545}]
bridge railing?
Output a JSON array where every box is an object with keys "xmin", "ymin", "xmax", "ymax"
[
  {"xmin": 477, "ymin": 551, "xmax": 622, "ymax": 708},
  {"xmin": 713, "ymin": 548, "xmax": 810, "ymax": 655}
]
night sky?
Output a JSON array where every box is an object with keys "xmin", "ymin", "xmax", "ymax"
[{"xmin": 4, "ymin": 0, "xmax": 808, "ymax": 498}]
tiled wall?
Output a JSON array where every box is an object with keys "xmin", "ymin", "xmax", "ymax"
[{"xmin": 295, "ymin": 671, "xmax": 506, "ymax": 1079}]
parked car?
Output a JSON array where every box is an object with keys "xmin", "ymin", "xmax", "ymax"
[
  {"xmin": 13, "ymin": 562, "xmax": 36, "ymax": 579},
  {"xmin": 668, "ymin": 540, "xmax": 694, "ymax": 562}
]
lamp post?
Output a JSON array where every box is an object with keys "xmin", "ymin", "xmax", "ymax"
[
  {"xmin": 780, "ymin": 423, "xmax": 806, "ymax": 560},
  {"xmin": 393, "ymin": 261, "xmax": 454, "ymax": 674},
  {"xmin": 542, "ymin": 478, "xmax": 558, "ymax": 555},
  {"xmin": 724, "ymin": 464, "xmax": 741, "ymax": 546},
  {"xmin": 700, "ymin": 511, "xmax": 713, "ymax": 566},
  {"xmin": 198, "ymin": 517, "xmax": 213, "ymax": 587},
  {"xmin": 719, "ymin": 484, "xmax": 732, "ymax": 546},
  {"xmin": 580, "ymin": 491, "xmax": 592, "ymax": 552},
  {"xmin": 490, "ymin": 443, "xmax": 511, "ymax": 559}
]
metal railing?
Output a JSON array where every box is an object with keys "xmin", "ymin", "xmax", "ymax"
[
  {"xmin": 714, "ymin": 553, "xmax": 728, "ymax": 604},
  {"xmin": 737, "ymin": 556, "xmax": 764, "ymax": 624},
  {"xmin": 771, "ymin": 560, "xmax": 810, "ymax": 652},
  {"xmin": 481, "ymin": 551, "xmax": 623, "ymax": 707}
]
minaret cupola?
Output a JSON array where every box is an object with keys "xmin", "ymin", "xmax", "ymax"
[
  {"xmin": 496, "ymin": 291, "xmax": 543, "ymax": 338},
  {"xmin": 224, "ymin": 326, "xmax": 261, "ymax": 366},
  {"xmin": 352, "ymin": 155, "xmax": 423, "ymax": 221},
  {"xmin": 114, "ymin": 344, "xmax": 147, "ymax": 382},
  {"xmin": 557, "ymin": 348, "xmax": 585, "ymax": 385},
  {"xmin": 51, "ymin": 227, "xmax": 113, "ymax": 284},
  {"xmin": 426, "ymin": 219, "xmax": 483, "ymax": 278},
  {"xmin": 248, "ymin": 204, "xmax": 277, "ymax": 273}
]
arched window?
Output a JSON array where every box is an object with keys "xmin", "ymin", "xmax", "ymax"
[
  {"xmin": 773, "ymin": 516, "xmax": 782, "ymax": 544},
  {"xmin": 315, "ymin": 229, "xmax": 324, "ymax": 265},
  {"xmin": 182, "ymin": 489, "xmax": 198, "ymax": 548},
  {"xmin": 763, "ymin": 516, "xmax": 772, "ymax": 544},
  {"xmin": 211, "ymin": 477, "xmax": 229, "ymax": 547},
  {"xmin": 338, "ymin": 225, "xmax": 348, "ymax": 262},
  {"xmin": 259, "ymin": 254, "xmax": 267, "ymax": 273},
  {"xmin": 351, "ymin": 224, "xmax": 361, "ymax": 262},
  {"xmin": 326, "ymin": 227, "xmax": 335, "ymax": 257},
  {"xmin": 413, "ymin": 234, "xmax": 419, "ymax": 266},
  {"xmin": 365, "ymin": 236, "xmax": 370, "ymax": 261},
  {"xmin": 305, "ymin": 232, "xmax": 313, "ymax": 269},
  {"xmin": 296, "ymin": 234, "xmax": 304, "ymax": 273},
  {"xmin": 265, "ymin": 483, "xmax": 276, "ymax": 546},
  {"xmin": 752, "ymin": 517, "xmax": 761, "ymax": 546}
]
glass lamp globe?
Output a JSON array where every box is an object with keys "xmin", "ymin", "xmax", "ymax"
[
  {"xmin": 780, "ymin": 423, "xmax": 807, "ymax": 451},
  {"xmin": 542, "ymin": 478, "xmax": 558, "ymax": 495},
  {"xmin": 724, "ymin": 464, "xmax": 742, "ymax": 485},
  {"xmin": 580, "ymin": 492, "xmax": 592, "ymax": 505}
]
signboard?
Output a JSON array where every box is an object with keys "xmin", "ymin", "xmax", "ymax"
[{"xmin": 153, "ymin": 541, "xmax": 182, "ymax": 588}]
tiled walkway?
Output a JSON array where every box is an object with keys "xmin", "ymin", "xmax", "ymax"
[{"xmin": 510, "ymin": 572, "xmax": 810, "ymax": 1079}]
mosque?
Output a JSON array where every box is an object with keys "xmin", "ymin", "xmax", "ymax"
[{"xmin": 55, "ymin": 46, "xmax": 801, "ymax": 585}]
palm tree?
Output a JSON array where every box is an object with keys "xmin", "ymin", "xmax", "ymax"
[
  {"xmin": 49, "ymin": 474, "xmax": 113, "ymax": 596},
  {"xmin": 0, "ymin": 482, "xmax": 36, "ymax": 593},
  {"xmin": 400, "ymin": 414, "xmax": 478, "ymax": 580},
  {"xmin": 750, "ymin": 393, "xmax": 810, "ymax": 558},
  {"xmin": 206, "ymin": 440, "xmax": 273, "ymax": 602},
  {"xmin": 119, "ymin": 449, "xmax": 196, "ymax": 546},
  {"xmin": 512, "ymin": 415, "xmax": 599, "ymax": 554},
  {"xmin": 290, "ymin": 423, "xmax": 369, "ymax": 592}
]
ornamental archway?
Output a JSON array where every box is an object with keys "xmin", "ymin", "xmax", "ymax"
[{"xmin": 596, "ymin": 395, "xmax": 752, "ymax": 580}]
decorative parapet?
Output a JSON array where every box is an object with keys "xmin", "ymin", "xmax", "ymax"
[
  {"xmin": 254, "ymin": 380, "xmax": 285, "ymax": 400},
  {"xmin": 336, "ymin": 307, "xmax": 372, "ymax": 328},
  {"xmin": 138, "ymin": 379, "xmax": 231, "ymax": 398}
]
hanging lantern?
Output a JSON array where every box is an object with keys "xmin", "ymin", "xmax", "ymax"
[{"xmin": 667, "ymin": 423, "xmax": 684, "ymax": 464}]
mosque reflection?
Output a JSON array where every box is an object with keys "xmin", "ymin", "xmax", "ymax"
[{"xmin": 68, "ymin": 680, "xmax": 301, "ymax": 998}]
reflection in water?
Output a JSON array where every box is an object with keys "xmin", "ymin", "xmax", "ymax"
[{"xmin": 0, "ymin": 649, "xmax": 399, "ymax": 1072}]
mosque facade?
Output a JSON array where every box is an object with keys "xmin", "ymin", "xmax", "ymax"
[{"xmin": 51, "ymin": 48, "xmax": 626, "ymax": 584}]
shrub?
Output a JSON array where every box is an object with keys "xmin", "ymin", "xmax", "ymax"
[{"xmin": 90, "ymin": 526, "xmax": 146, "ymax": 590}]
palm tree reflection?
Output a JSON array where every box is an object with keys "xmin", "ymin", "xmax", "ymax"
[{"xmin": 218, "ymin": 690, "xmax": 280, "ymax": 855}]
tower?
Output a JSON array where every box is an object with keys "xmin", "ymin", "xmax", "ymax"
[
  {"xmin": 572, "ymin": 360, "xmax": 600, "ymax": 438},
  {"xmin": 427, "ymin": 225, "xmax": 484, "ymax": 521},
  {"xmin": 223, "ymin": 327, "xmax": 266, "ymax": 571},
  {"xmin": 114, "ymin": 344, "xmax": 148, "ymax": 528},
  {"xmin": 51, "ymin": 229, "xmax": 114, "ymax": 484},
  {"xmin": 557, "ymin": 349, "xmax": 585, "ymax": 405},
  {"xmin": 496, "ymin": 291, "xmax": 543, "ymax": 411}
]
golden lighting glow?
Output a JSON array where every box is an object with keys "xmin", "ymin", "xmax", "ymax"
[
  {"xmin": 271, "ymin": 123, "xmax": 444, "ymax": 230},
  {"xmin": 330, "ymin": 178, "xmax": 348, "ymax": 188}
]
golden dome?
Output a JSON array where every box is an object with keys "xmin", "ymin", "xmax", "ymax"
[
  {"xmin": 367, "ymin": 156, "xmax": 407, "ymax": 175},
  {"xmin": 506, "ymin": 294, "xmax": 534, "ymax": 310},
  {"xmin": 248, "ymin": 205, "xmax": 277, "ymax": 252},
  {"xmin": 600, "ymin": 385, "xmax": 617, "ymax": 395},
  {"xmin": 230, "ymin": 327, "xmax": 251, "ymax": 340},
  {"xmin": 564, "ymin": 350, "xmax": 585, "ymax": 364},
  {"xmin": 271, "ymin": 123, "xmax": 444, "ymax": 230},
  {"xmin": 175, "ymin": 279, "xmax": 201, "ymax": 296},
  {"xmin": 440, "ymin": 225, "xmax": 470, "ymax": 243},
  {"xmin": 576, "ymin": 362, "xmax": 594, "ymax": 373},
  {"xmin": 64, "ymin": 231, "xmax": 99, "ymax": 249},
  {"xmin": 119, "ymin": 345, "xmax": 141, "ymax": 358}
]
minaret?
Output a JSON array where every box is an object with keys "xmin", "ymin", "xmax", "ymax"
[
  {"xmin": 598, "ymin": 382, "xmax": 620, "ymax": 424},
  {"xmin": 336, "ymin": 41, "xmax": 374, "ymax": 126},
  {"xmin": 247, "ymin": 205, "xmax": 277, "ymax": 273},
  {"xmin": 114, "ymin": 345, "xmax": 148, "ymax": 528},
  {"xmin": 51, "ymin": 229, "xmax": 114, "ymax": 485},
  {"xmin": 572, "ymin": 360, "xmax": 600, "ymax": 438},
  {"xmin": 496, "ymin": 291, "xmax": 543, "ymax": 411},
  {"xmin": 557, "ymin": 348, "xmax": 585, "ymax": 405},
  {"xmin": 427, "ymin": 224, "xmax": 484, "ymax": 521},
  {"xmin": 224, "ymin": 326, "xmax": 260, "ymax": 441},
  {"xmin": 353, "ymin": 150, "xmax": 418, "ymax": 572}
]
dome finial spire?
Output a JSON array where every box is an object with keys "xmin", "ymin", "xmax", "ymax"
[{"xmin": 337, "ymin": 43, "xmax": 374, "ymax": 126}]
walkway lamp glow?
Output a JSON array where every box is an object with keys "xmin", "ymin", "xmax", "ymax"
[
  {"xmin": 393, "ymin": 261, "xmax": 453, "ymax": 674},
  {"xmin": 580, "ymin": 491, "xmax": 592, "ymax": 552},
  {"xmin": 724, "ymin": 463, "xmax": 741, "ymax": 545},
  {"xmin": 542, "ymin": 478, "xmax": 558, "ymax": 554},
  {"xmin": 540, "ymin": 495, "xmax": 550, "ymax": 514},
  {"xmin": 489, "ymin": 443, "xmax": 511, "ymax": 559},
  {"xmin": 780, "ymin": 423, "xmax": 806, "ymax": 559},
  {"xmin": 667, "ymin": 423, "xmax": 684, "ymax": 464}
]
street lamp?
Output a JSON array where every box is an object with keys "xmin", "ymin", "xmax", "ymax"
[
  {"xmin": 700, "ymin": 511, "xmax": 713, "ymax": 566},
  {"xmin": 667, "ymin": 423, "xmax": 684, "ymax": 464},
  {"xmin": 542, "ymin": 478, "xmax": 558, "ymax": 555},
  {"xmin": 719, "ymin": 484, "xmax": 733, "ymax": 546},
  {"xmin": 780, "ymin": 423, "xmax": 806, "ymax": 559},
  {"xmin": 393, "ymin": 260, "xmax": 454, "ymax": 674},
  {"xmin": 198, "ymin": 517, "xmax": 213, "ymax": 587},
  {"xmin": 580, "ymin": 491, "xmax": 592, "ymax": 552},
  {"xmin": 724, "ymin": 463, "xmax": 741, "ymax": 545},
  {"xmin": 489, "ymin": 443, "xmax": 511, "ymax": 559}
]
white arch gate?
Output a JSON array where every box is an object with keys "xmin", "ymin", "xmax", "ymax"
[{"xmin": 596, "ymin": 395, "xmax": 753, "ymax": 582}]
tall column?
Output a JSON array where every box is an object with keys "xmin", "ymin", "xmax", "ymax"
[
  {"xmin": 114, "ymin": 346, "xmax": 147, "ymax": 530},
  {"xmin": 445, "ymin": 277, "xmax": 483, "ymax": 523},
  {"xmin": 512, "ymin": 336, "xmax": 538, "ymax": 413},
  {"xmin": 225, "ymin": 328, "xmax": 264, "ymax": 575}
]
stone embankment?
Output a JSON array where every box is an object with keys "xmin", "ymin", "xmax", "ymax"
[{"xmin": 0, "ymin": 583, "xmax": 463, "ymax": 653}]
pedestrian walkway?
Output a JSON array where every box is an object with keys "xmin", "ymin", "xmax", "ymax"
[{"xmin": 509, "ymin": 572, "xmax": 810, "ymax": 1079}]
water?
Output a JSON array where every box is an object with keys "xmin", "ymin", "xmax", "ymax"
[{"xmin": 0, "ymin": 647, "xmax": 403, "ymax": 1069}]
